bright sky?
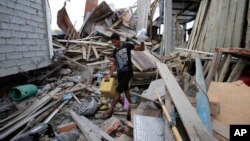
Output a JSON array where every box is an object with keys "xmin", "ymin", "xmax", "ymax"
[{"xmin": 48, "ymin": 0, "xmax": 136, "ymax": 30}]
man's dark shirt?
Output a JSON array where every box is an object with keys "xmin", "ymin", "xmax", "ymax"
[{"xmin": 112, "ymin": 42, "xmax": 134, "ymax": 75}]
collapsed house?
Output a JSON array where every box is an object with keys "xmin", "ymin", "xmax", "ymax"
[{"xmin": 0, "ymin": 0, "xmax": 250, "ymax": 141}]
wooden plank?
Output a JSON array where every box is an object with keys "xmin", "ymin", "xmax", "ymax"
[
  {"xmin": 224, "ymin": 0, "xmax": 237, "ymax": 48},
  {"xmin": 87, "ymin": 45, "xmax": 91, "ymax": 61},
  {"xmin": 227, "ymin": 59, "xmax": 247, "ymax": 82},
  {"xmin": 215, "ymin": 47, "xmax": 250, "ymax": 57},
  {"xmin": 58, "ymin": 39, "xmax": 110, "ymax": 47},
  {"xmin": 232, "ymin": 0, "xmax": 247, "ymax": 47},
  {"xmin": 70, "ymin": 110, "xmax": 115, "ymax": 141},
  {"xmin": 0, "ymin": 88, "xmax": 61, "ymax": 132},
  {"xmin": 92, "ymin": 46, "xmax": 100, "ymax": 59},
  {"xmin": 245, "ymin": 1, "xmax": 250, "ymax": 49},
  {"xmin": 216, "ymin": 0, "xmax": 230, "ymax": 48},
  {"xmin": 160, "ymin": 0, "xmax": 172, "ymax": 56},
  {"xmin": 212, "ymin": 119, "xmax": 229, "ymax": 140},
  {"xmin": 208, "ymin": 81, "xmax": 250, "ymax": 126},
  {"xmin": 205, "ymin": 52, "xmax": 222, "ymax": 87},
  {"xmin": 156, "ymin": 62, "xmax": 217, "ymax": 141},
  {"xmin": 218, "ymin": 54, "xmax": 231, "ymax": 82},
  {"xmin": 131, "ymin": 51, "xmax": 156, "ymax": 71},
  {"xmin": 82, "ymin": 47, "xmax": 87, "ymax": 60},
  {"xmin": 136, "ymin": 0, "xmax": 150, "ymax": 32}
]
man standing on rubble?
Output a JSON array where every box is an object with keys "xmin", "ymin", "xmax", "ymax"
[{"xmin": 103, "ymin": 31, "xmax": 146, "ymax": 118}]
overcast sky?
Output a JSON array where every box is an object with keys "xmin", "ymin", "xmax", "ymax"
[{"xmin": 48, "ymin": 0, "xmax": 136, "ymax": 30}]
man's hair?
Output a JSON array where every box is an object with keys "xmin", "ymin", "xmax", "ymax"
[{"xmin": 110, "ymin": 33, "xmax": 120, "ymax": 40}]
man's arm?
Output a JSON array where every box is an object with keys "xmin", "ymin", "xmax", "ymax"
[
  {"xmin": 133, "ymin": 42, "xmax": 145, "ymax": 51},
  {"xmin": 108, "ymin": 59, "xmax": 117, "ymax": 77}
]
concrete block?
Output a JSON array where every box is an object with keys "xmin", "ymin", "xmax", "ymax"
[
  {"xmin": 7, "ymin": 1, "xmax": 17, "ymax": 9},
  {"xmin": 0, "ymin": 59, "xmax": 16, "ymax": 68},
  {"xmin": 6, "ymin": 38, "xmax": 23, "ymax": 45},
  {"xmin": 23, "ymin": 51, "xmax": 36, "ymax": 57},
  {"xmin": 35, "ymin": 27, "xmax": 45, "ymax": 34},
  {"xmin": 14, "ymin": 45, "xmax": 29, "ymax": 51},
  {"xmin": 23, "ymin": 5, "xmax": 36, "ymax": 14},
  {"xmin": 11, "ymin": 16, "xmax": 25, "ymax": 25},
  {"xmin": 0, "ymin": 0, "xmax": 7, "ymax": 6},
  {"xmin": 0, "ymin": 13, "xmax": 10, "ymax": 22},
  {"xmin": 36, "ymin": 39, "xmax": 46, "ymax": 45},
  {"xmin": 23, "ymin": 39, "xmax": 36, "ymax": 45},
  {"xmin": 38, "ymin": 23, "xmax": 44, "ymax": 28},
  {"xmin": 1, "ymin": 45, "xmax": 15, "ymax": 53},
  {"xmin": 37, "ymin": 59, "xmax": 51, "ymax": 68},
  {"xmin": 0, "ymin": 5, "xmax": 15, "ymax": 15},
  {"xmin": 19, "ymin": 63, "xmax": 37, "ymax": 72},
  {"xmin": 37, "ymin": 11, "xmax": 43, "ymax": 17},
  {"xmin": 27, "ymin": 33, "xmax": 40, "ymax": 39},
  {"xmin": 1, "ymin": 23, "xmax": 20, "ymax": 31},
  {"xmin": 17, "ymin": 0, "xmax": 30, "ymax": 6},
  {"xmin": 57, "ymin": 122, "xmax": 77, "ymax": 133},
  {"xmin": 39, "ymin": 34, "xmax": 45, "ymax": 39},
  {"xmin": 40, "ymin": 45, "xmax": 48, "ymax": 50},
  {"xmin": 26, "ymin": 19, "xmax": 38, "ymax": 27},
  {"xmin": 19, "ymin": 25, "xmax": 33, "ymax": 32},
  {"xmin": 12, "ymin": 31, "xmax": 27, "ymax": 38},
  {"xmin": 29, "ymin": 45, "xmax": 41, "ymax": 51},
  {"xmin": 3, "ymin": 67, "xmax": 19, "ymax": 76},
  {"xmin": 31, "ymin": 15, "xmax": 43, "ymax": 22},
  {"xmin": 101, "ymin": 117, "xmax": 121, "ymax": 134},
  {"xmin": 35, "ymin": 50, "xmax": 46, "ymax": 56},
  {"xmin": 31, "ymin": 56, "xmax": 43, "ymax": 63},
  {"xmin": 16, "ymin": 57, "xmax": 31, "ymax": 65},
  {"xmin": 0, "ymin": 54, "xmax": 6, "ymax": 61},
  {"xmin": 7, "ymin": 52, "xmax": 23, "ymax": 59},
  {"xmin": 30, "ymin": 1, "xmax": 41, "ymax": 10},
  {"xmin": 36, "ymin": 0, "xmax": 42, "ymax": 4},
  {"xmin": 18, "ymin": 11, "xmax": 32, "ymax": 20},
  {"xmin": 0, "ymin": 38, "xmax": 6, "ymax": 44},
  {"xmin": 0, "ymin": 30, "xmax": 11, "ymax": 38}
]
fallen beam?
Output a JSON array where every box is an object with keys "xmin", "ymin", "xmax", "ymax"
[{"xmin": 156, "ymin": 62, "xmax": 217, "ymax": 141}]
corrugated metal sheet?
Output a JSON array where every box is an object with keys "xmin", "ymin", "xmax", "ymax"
[{"xmin": 134, "ymin": 115, "xmax": 164, "ymax": 141}]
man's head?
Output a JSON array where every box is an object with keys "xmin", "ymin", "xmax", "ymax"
[{"xmin": 110, "ymin": 33, "xmax": 121, "ymax": 48}]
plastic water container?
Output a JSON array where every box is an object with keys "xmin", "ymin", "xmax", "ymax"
[{"xmin": 99, "ymin": 78, "xmax": 116, "ymax": 97}]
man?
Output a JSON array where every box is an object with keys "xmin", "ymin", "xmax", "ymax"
[{"xmin": 103, "ymin": 33, "xmax": 145, "ymax": 118}]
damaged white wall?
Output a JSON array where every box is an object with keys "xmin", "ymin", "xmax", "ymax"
[{"xmin": 0, "ymin": 0, "xmax": 52, "ymax": 77}]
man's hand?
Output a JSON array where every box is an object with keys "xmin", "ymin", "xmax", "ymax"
[{"xmin": 104, "ymin": 74, "xmax": 111, "ymax": 78}]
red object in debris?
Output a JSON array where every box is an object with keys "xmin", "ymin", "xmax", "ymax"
[
  {"xmin": 101, "ymin": 117, "xmax": 121, "ymax": 134},
  {"xmin": 239, "ymin": 67, "xmax": 250, "ymax": 86}
]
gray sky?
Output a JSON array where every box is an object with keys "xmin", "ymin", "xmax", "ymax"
[{"xmin": 48, "ymin": 0, "xmax": 136, "ymax": 30}]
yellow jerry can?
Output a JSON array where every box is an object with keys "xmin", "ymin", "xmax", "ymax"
[{"xmin": 99, "ymin": 77, "xmax": 116, "ymax": 97}]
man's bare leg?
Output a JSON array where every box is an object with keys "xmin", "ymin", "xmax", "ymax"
[
  {"xmin": 125, "ymin": 89, "xmax": 132, "ymax": 103},
  {"xmin": 104, "ymin": 90, "xmax": 120, "ymax": 118}
]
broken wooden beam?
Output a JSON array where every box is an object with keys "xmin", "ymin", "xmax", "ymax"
[
  {"xmin": 70, "ymin": 110, "xmax": 115, "ymax": 141},
  {"xmin": 156, "ymin": 62, "xmax": 217, "ymax": 141}
]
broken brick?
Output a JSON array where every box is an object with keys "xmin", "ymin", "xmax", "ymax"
[
  {"xmin": 101, "ymin": 117, "xmax": 121, "ymax": 134},
  {"xmin": 57, "ymin": 122, "xmax": 77, "ymax": 133}
]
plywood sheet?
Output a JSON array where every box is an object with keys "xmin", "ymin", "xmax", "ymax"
[{"xmin": 208, "ymin": 81, "xmax": 250, "ymax": 125}]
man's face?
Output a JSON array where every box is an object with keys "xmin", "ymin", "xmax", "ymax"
[{"xmin": 111, "ymin": 39, "xmax": 121, "ymax": 48}]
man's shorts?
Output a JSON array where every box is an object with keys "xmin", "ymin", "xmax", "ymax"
[{"xmin": 116, "ymin": 72, "xmax": 133, "ymax": 93}]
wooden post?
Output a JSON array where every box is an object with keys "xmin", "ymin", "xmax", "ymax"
[
  {"xmin": 227, "ymin": 59, "xmax": 246, "ymax": 82},
  {"xmin": 218, "ymin": 54, "xmax": 231, "ymax": 82},
  {"xmin": 205, "ymin": 52, "xmax": 222, "ymax": 87}
]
